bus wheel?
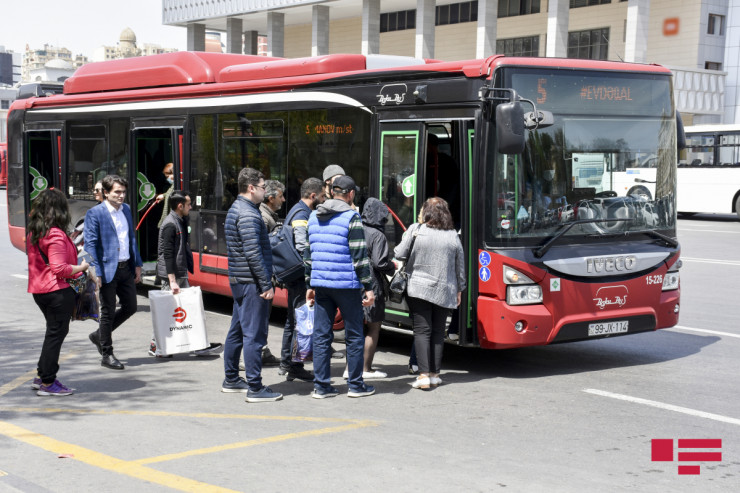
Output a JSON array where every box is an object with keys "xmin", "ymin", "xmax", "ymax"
[
  {"xmin": 628, "ymin": 185, "xmax": 652, "ymax": 201},
  {"xmin": 735, "ymin": 195, "xmax": 740, "ymax": 221}
]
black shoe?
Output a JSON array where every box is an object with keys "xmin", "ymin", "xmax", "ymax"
[
  {"xmin": 285, "ymin": 367, "xmax": 314, "ymax": 382},
  {"xmin": 277, "ymin": 365, "xmax": 290, "ymax": 376},
  {"xmin": 89, "ymin": 331, "xmax": 102, "ymax": 355},
  {"xmin": 101, "ymin": 353, "xmax": 124, "ymax": 370},
  {"xmin": 261, "ymin": 347, "xmax": 280, "ymax": 367}
]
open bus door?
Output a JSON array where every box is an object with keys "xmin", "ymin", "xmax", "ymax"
[
  {"xmin": 130, "ymin": 120, "xmax": 185, "ymax": 279},
  {"xmin": 377, "ymin": 119, "xmax": 475, "ymax": 345},
  {"xmin": 24, "ymin": 124, "xmax": 63, "ymax": 212}
]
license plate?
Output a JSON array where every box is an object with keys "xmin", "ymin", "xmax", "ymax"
[{"xmin": 588, "ymin": 320, "xmax": 629, "ymax": 336}]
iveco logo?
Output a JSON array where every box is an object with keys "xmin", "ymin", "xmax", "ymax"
[{"xmin": 586, "ymin": 255, "xmax": 637, "ymax": 273}]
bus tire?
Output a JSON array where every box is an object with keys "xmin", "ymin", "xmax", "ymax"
[
  {"xmin": 735, "ymin": 194, "xmax": 740, "ymax": 221},
  {"xmin": 628, "ymin": 185, "xmax": 652, "ymax": 201}
]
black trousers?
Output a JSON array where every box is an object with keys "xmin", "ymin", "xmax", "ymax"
[
  {"xmin": 96, "ymin": 263, "xmax": 137, "ymax": 353},
  {"xmin": 407, "ymin": 296, "xmax": 450, "ymax": 374},
  {"xmin": 33, "ymin": 287, "xmax": 75, "ymax": 384}
]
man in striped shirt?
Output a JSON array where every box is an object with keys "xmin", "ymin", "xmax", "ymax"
[{"xmin": 304, "ymin": 175, "xmax": 376, "ymax": 399}]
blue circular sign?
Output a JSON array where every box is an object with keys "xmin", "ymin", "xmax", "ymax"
[
  {"xmin": 479, "ymin": 266, "xmax": 491, "ymax": 282},
  {"xmin": 479, "ymin": 251, "xmax": 491, "ymax": 266}
]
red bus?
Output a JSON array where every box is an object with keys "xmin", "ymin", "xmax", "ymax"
[{"xmin": 6, "ymin": 52, "xmax": 683, "ymax": 349}]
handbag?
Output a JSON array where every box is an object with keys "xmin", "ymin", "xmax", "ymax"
[
  {"xmin": 67, "ymin": 272, "xmax": 88, "ymax": 294},
  {"xmin": 388, "ymin": 228, "xmax": 419, "ymax": 304}
]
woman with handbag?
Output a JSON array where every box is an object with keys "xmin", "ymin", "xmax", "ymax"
[
  {"xmin": 394, "ymin": 197, "xmax": 466, "ymax": 390},
  {"xmin": 27, "ymin": 188, "xmax": 89, "ymax": 396}
]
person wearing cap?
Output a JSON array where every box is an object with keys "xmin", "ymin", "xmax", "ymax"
[
  {"xmin": 304, "ymin": 175, "xmax": 376, "ymax": 399},
  {"xmin": 322, "ymin": 164, "xmax": 345, "ymax": 200}
]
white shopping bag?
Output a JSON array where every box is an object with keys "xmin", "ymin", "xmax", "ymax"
[{"xmin": 148, "ymin": 286, "xmax": 209, "ymax": 355}]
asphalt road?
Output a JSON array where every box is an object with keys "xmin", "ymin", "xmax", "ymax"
[{"xmin": 1, "ymin": 191, "xmax": 738, "ymax": 492}]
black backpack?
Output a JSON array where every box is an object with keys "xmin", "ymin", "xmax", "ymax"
[{"xmin": 269, "ymin": 208, "xmax": 305, "ymax": 284}]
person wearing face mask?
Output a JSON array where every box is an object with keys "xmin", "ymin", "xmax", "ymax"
[{"xmin": 157, "ymin": 162, "xmax": 175, "ymax": 228}]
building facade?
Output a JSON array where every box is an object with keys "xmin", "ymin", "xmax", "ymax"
[
  {"xmin": 22, "ymin": 44, "xmax": 87, "ymax": 82},
  {"xmin": 161, "ymin": 0, "xmax": 738, "ymax": 125},
  {"xmin": 0, "ymin": 46, "xmax": 22, "ymax": 86},
  {"xmin": 92, "ymin": 28, "xmax": 178, "ymax": 62}
]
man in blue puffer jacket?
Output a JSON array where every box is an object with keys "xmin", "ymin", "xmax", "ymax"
[
  {"xmin": 221, "ymin": 167, "xmax": 282, "ymax": 403},
  {"xmin": 305, "ymin": 175, "xmax": 376, "ymax": 399}
]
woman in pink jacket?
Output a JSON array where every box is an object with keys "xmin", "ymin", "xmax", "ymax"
[{"xmin": 27, "ymin": 189, "xmax": 89, "ymax": 396}]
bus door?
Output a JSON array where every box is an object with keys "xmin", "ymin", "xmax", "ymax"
[
  {"xmin": 425, "ymin": 121, "xmax": 475, "ymax": 346},
  {"xmin": 377, "ymin": 119, "xmax": 476, "ymax": 343},
  {"xmin": 377, "ymin": 122, "xmax": 424, "ymax": 321},
  {"xmin": 130, "ymin": 120, "xmax": 185, "ymax": 277},
  {"xmin": 24, "ymin": 124, "xmax": 63, "ymax": 210}
]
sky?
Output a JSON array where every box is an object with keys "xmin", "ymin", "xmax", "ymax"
[{"xmin": 2, "ymin": 1, "xmax": 188, "ymax": 57}]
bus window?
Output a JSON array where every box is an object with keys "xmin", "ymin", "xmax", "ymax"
[
  {"xmin": 379, "ymin": 129, "xmax": 420, "ymax": 254},
  {"xmin": 220, "ymin": 113, "xmax": 287, "ymax": 211},
  {"xmin": 27, "ymin": 131, "xmax": 57, "ymax": 201},
  {"xmin": 68, "ymin": 124, "xmax": 107, "ymax": 200}
]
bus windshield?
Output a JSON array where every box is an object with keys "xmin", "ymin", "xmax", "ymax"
[{"xmin": 487, "ymin": 69, "xmax": 676, "ymax": 244}]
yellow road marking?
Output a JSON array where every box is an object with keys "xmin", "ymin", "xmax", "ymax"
[
  {"xmin": 0, "ymin": 369, "xmax": 37, "ymax": 398},
  {"xmin": 0, "ymin": 406, "xmax": 379, "ymax": 489},
  {"xmin": 134, "ymin": 420, "xmax": 378, "ymax": 465},
  {"xmin": 0, "ymin": 406, "xmax": 360, "ymax": 423},
  {"xmin": 0, "ymin": 353, "xmax": 77, "ymax": 398},
  {"xmin": 0, "ymin": 420, "xmax": 239, "ymax": 493}
]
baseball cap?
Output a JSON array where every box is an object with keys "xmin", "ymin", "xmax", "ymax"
[
  {"xmin": 323, "ymin": 164, "xmax": 346, "ymax": 182},
  {"xmin": 332, "ymin": 175, "xmax": 357, "ymax": 194}
]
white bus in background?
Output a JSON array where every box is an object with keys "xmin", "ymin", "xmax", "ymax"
[
  {"xmin": 679, "ymin": 124, "xmax": 740, "ymax": 220},
  {"xmin": 571, "ymin": 152, "xmax": 656, "ymax": 199}
]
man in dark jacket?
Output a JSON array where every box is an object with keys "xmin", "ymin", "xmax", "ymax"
[
  {"xmin": 305, "ymin": 175, "xmax": 376, "ymax": 399},
  {"xmin": 222, "ymin": 168, "xmax": 282, "ymax": 403},
  {"xmin": 277, "ymin": 177, "xmax": 324, "ymax": 381},
  {"xmin": 148, "ymin": 190, "xmax": 221, "ymax": 357}
]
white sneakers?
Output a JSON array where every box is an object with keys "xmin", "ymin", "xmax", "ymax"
[{"xmin": 342, "ymin": 369, "xmax": 388, "ymax": 379}]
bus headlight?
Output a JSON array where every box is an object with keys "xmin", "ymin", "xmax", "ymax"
[
  {"xmin": 662, "ymin": 271, "xmax": 680, "ymax": 291},
  {"xmin": 504, "ymin": 266, "xmax": 543, "ymax": 305},
  {"xmin": 507, "ymin": 285, "xmax": 543, "ymax": 305}
]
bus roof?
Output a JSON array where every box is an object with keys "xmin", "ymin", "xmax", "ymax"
[
  {"xmin": 64, "ymin": 52, "xmax": 671, "ymax": 95},
  {"xmin": 11, "ymin": 52, "xmax": 672, "ymax": 112}
]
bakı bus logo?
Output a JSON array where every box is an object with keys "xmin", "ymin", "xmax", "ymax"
[
  {"xmin": 173, "ymin": 307, "xmax": 187, "ymax": 323},
  {"xmin": 593, "ymin": 285, "xmax": 628, "ymax": 309},
  {"xmin": 651, "ymin": 439, "xmax": 722, "ymax": 475}
]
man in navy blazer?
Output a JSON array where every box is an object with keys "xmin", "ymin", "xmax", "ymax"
[{"xmin": 84, "ymin": 174, "xmax": 143, "ymax": 370}]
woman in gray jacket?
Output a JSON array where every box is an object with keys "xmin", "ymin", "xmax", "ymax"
[{"xmin": 394, "ymin": 197, "xmax": 466, "ymax": 389}]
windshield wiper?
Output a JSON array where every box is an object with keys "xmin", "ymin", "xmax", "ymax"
[
  {"xmin": 627, "ymin": 229, "xmax": 679, "ymax": 248},
  {"xmin": 533, "ymin": 218, "xmax": 634, "ymax": 258}
]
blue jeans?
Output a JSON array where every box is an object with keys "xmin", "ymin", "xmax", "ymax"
[
  {"xmin": 313, "ymin": 288, "xmax": 366, "ymax": 392},
  {"xmin": 224, "ymin": 283, "xmax": 269, "ymax": 391}
]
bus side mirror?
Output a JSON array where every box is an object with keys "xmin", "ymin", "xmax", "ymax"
[
  {"xmin": 676, "ymin": 112, "xmax": 686, "ymax": 150},
  {"xmin": 496, "ymin": 102, "xmax": 525, "ymax": 155}
]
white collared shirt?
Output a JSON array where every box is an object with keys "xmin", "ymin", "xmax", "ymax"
[{"xmin": 104, "ymin": 200, "xmax": 130, "ymax": 262}]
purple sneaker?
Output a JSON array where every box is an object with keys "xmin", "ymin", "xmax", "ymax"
[
  {"xmin": 37, "ymin": 380, "xmax": 74, "ymax": 396},
  {"xmin": 32, "ymin": 378, "xmax": 75, "ymax": 391}
]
